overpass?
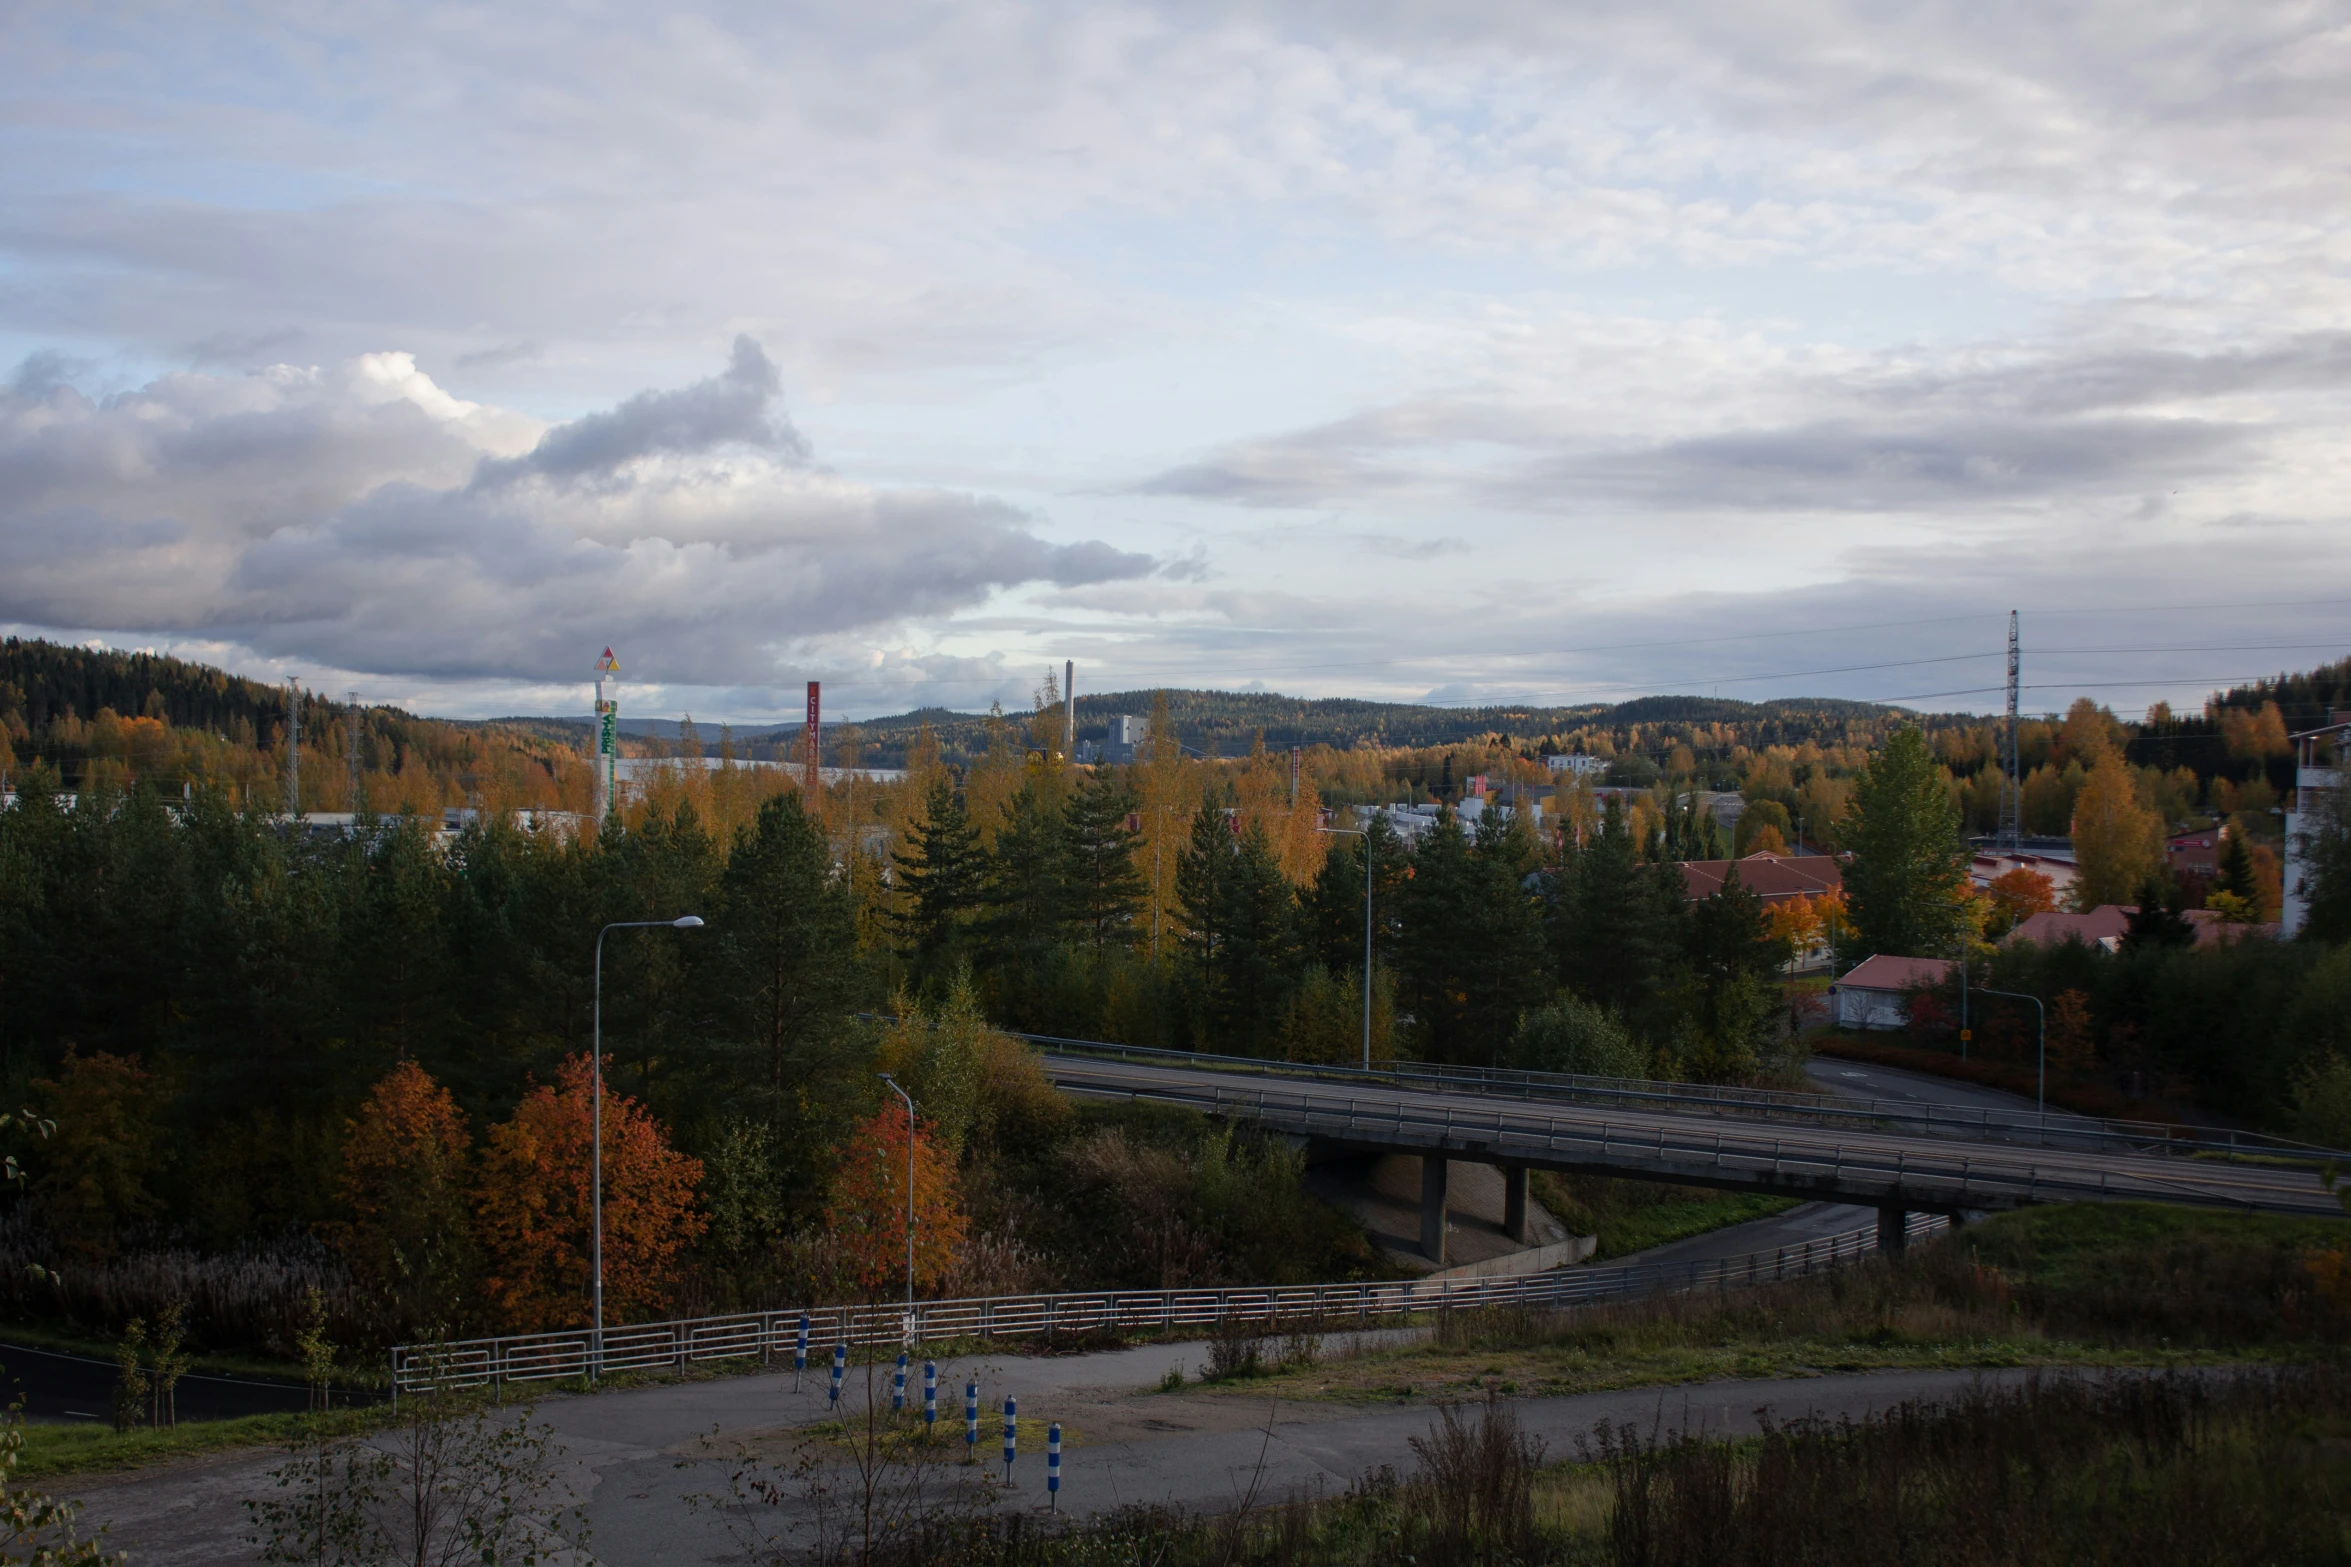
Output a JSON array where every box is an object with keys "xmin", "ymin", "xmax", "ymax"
[{"xmin": 1032, "ymin": 1042, "xmax": 2349, "ymax": 1263}]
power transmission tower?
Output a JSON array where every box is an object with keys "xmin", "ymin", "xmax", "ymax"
[
  {"xmin": 284, "ymin": 679, "xmax": 301, "ymax": 817},
  {"xmin": 1997, "ymin": 610, "xmax": 2022, "ymax": 853},
  {"xmin": 347, "ymin": 691, "xmax": 363, "ymax": 812}
]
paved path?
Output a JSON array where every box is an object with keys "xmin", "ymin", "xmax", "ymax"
[{"xmin": 70, "ymin": 1331, "xmax": 2068, "ymax": 1567}]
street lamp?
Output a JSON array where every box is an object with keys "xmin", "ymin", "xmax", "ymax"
[
  {"xmin": 878, "ymin": 1073, "xmax": 917, "ymax": 1314},
  {"xmin": 592, "ymin": 915, "xmax": 703, "ymax": 1378},
  {"xmin": 1973, "ymin": 986, "xmax": 2046, "ymax": 1117},
  {"xmin": 1316, "ymin": 821, "xmax": 1374, "ymax": 1072}
]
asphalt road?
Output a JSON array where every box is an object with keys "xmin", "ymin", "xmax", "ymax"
[
  {"xmin": 1041, "ymin": 1055, "xmax": 2343, "ymax": 1219},
  {"xmin": 70, "ymin": 1332, "xmax": 2077, "ymax": 1566},
  {"xmin": 1804, "ymin": 1056, "xmax": 2099, "ymax": 1124}
]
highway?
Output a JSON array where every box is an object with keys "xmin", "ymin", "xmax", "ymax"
[{"xmin": 1039, "ymin": 1052, "xmax": 2347, "ymax": 1221}]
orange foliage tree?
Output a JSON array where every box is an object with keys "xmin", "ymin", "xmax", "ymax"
[
  {"xmin": 1985, "ymin": 866, "xmax": 2057, "ymax": 937},
  {"xmin": 334, "ymin": 1060, "xmax": 476, "ymax": 1328},
  {"xmin": 473, "ymin": 1056, "xmax": 704, "ymax": 1332},
  {"xmin": 825, "ymin": 1107, "xmax": 968, "ymax": 1295}
]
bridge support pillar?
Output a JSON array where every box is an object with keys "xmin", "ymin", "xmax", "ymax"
[
  {"xmin": 1877, "ymin": 1206, "xmax": 1908, "ymax": 1256},
  {"xmin": 1502, "ymin": 1166, "xmax": 1530, "ymax": 1245},
  {"xmin": 1420, "ymin": 1156, "xmax": 1449, "ymax": 1265}
]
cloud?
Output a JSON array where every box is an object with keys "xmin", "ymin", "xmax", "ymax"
[
  {"xmin": 0, "ymin": 345, "xmax": 1153, "ymax": 687},
  {"xmin": 454, "ymin": 340, "xmax": 541, "ymax": 371}
]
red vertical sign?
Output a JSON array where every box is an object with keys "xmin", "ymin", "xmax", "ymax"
[{"xmin": 805, "ymin": 681, "xmax": 821, "ymax": 795}]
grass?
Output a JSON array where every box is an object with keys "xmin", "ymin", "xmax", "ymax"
[
  {"xmin": 14, "ymin": 1405, "xmax": 389, "ymax": 1479},
  {"xmin": 1201, "ymin": 1203, "xmax": 2351, "ymax": 1407},
  {"xmin": 852, "ymin": 1370, "xmax": 2351, "ymax": 1565},
  {"xmin": 1530, "ymin": 1172, "xmax": 1800, "ymax": 1260},
  {"xmin": 0, "ymin": 1320, "xmax": 351, "ymax": 1387}
]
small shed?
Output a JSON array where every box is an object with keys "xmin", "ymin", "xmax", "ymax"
[{"xmin": 1828, "ymin": 955, "xmax": 1956, "ymax": 1031}]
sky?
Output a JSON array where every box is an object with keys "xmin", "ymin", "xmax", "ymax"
[{"xmin": 4, "ymin": 1, "xmax": 2350, "ymax": 725}]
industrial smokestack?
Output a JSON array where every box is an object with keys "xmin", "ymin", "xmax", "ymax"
[
  {"xmin": 1064, "ymin": 659, "xmax": 1075, "ymax": 761},
  {"xmin": 805, "ymin": 681, "xmax": 821, "ymax": 797}
]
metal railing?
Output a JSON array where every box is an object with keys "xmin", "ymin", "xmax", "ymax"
[
  {"xmin": 1040, "ymin": 1062, "xmax": 2344, "ymax": 1219},
  {"xmin": 392, "ymin": 1213, "xmax": 1946, "ymax": 1395},
  {"xmin": 1010, "ymin": 1030, "xmax": 2351, "ymax": 1164}
]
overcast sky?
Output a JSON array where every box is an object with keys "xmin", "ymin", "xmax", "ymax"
[{"xmin": 5, "ymin": 1, "xmax": 2350, "ymax": 724}]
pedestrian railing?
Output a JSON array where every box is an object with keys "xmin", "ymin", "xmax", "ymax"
[{"xmin": 390, "ymin": 1213, "xmax": 1944, "ymax": 1396}]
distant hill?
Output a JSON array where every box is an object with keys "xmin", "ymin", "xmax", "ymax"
[{"xmin": 490, "ymin": 688, "xmax": 1931, "ymax": 769}]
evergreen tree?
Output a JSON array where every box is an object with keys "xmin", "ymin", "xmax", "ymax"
[
  {"xmin": 2123, "ymin": 873, "xmax": 2196, "ymax": 949},
  {"xmin": 984, "ymin": 772, "xmax": 1071, "ymax": 958},
  {"xmin": 1553, "ymin": 797, "xmax": 1686, "ymax": 1036},
  {"xmin": 710, "ymin": 792, "xmax": 863, "ymax": 1120},
  {"xmin": 891, "ymin": 775, "xmax": 984, "ymax": 978},
  {"xmin": 1839, "ymin": 726, "xmax": 1969, "ymax": 961},
  {"xmin": 2214, "ymin": 826, "xmax": 2258, "ymax": 905},
  {"xmin": 1397, "ymin": 809, "xmax": 1547, "ymax": 1064},
  {"xmin": 1684, "ymin": 864, "xmax": 1790, "ymax": 1078},
  {"xmin": 1298, "ymin": 812, "xmax": 1405, "ymax": 976},
  {"xmin": 1063, "ymin": 770, "xmax": 1146, "ymax": 952}
]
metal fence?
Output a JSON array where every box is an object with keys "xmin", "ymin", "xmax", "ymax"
[{"xmin": 391, "ymin": 1213, "xmax": 1946, "ymax": 1396}]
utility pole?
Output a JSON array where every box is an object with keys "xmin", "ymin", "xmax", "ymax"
[
  {"xmin": 1998, "ymin": 610, "xmax": 2022, "ymax": 854},
  {"xmin": 284, "ymin": 679, "xmax": 301, "ymax": 817},
  {"xmin": 346, "ymin": 691, "xmax": 362, "ymax": 813}
]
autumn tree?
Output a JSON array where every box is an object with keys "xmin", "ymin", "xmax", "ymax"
[
  {"xmin": 473, "ymin": 1056, "xmax": 704, "ymax": 1332},
  {"xmin": 1838, "ymin": 727, "xmax": 1970, "ymax": 961},
  {"xmin": 333, "ymin": 1060, "xmax": 476, "ymax": 1331},
  {"xmin": 1983, "ymin": 866, "xmax": 2057, "ymax": 938},
  {"xmin": 2070, "ymin": 752, "xmax": 2164, "ymax": 908},
  {"xmin": 2049, "ymin": 989, "xmax": 2097, "ymax": 1072},
  {"xmin": 34, "ymin": 1051, "xmax": 162, "ymax": 1261},
  {"xmin": 824, "ymin": 1106, "xmax": 968, "ymax": 1295}
]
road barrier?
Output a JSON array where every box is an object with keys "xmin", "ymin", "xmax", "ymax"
[{"xmin": 391, "ymin": 1212, "xmax": 1944, "ymax": 1396}]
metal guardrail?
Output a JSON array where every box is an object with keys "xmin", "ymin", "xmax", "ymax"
[
  {"xmin": 1007, "ymin": 1029, "xmax": 2351, "ymax": 1164},
  {"xmin": 391, "ymin": 1213, "xmax": 1946, "ymax": 1395},
  {"xmin": 1042, "ymin": 1061, "xmax": 2344, "ymax": 1219}
]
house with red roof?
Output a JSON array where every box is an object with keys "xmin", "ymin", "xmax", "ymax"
[{"xmin": 1828, "ymin": 955, "xmax": 1954, "ymax": 1031}]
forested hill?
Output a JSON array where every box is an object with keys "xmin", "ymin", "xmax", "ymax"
[
  {"xmin": 0, "ymin": 636, "xmax": 333, "ymax": 747},
  {"xmin": 498, "ymin": 690, "xmax": 1922, "ymax": 767},
  {"xmin": 0, "ymin": 637, "xmax": 587, "ymax": 810}
]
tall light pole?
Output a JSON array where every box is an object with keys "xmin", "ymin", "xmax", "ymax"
[
  {"xmin": 1316, "ymin": 822, "xmax": 1374, "ymax": 1071},
  {"xmin": 878, "ymin": 1073, "xmax": 917, "ymax": 1314},
  {"xmin": 592, "ymin": 915, "xmax": 703, "ymax": 1378},
  {"xmin": 1974, "ymin": 986, "xmax": 2046, "ymax": 1117}
]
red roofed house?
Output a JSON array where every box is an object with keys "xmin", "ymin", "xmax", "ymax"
[
  {"xmin": 1677, "ymin": 851, "xmax": 1842, "ymax": 903},
  {"xmin": 2006, "ymin": 904, "xmax": 2271, "ymax": 952},
  {"xmin": 1829, "ymin": 955, "xmax": 1955, "ymax": 1031}
]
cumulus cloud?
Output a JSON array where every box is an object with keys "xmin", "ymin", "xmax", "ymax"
[{"xmin": 0, "ymin": 344, "xmax": 1152, "ymax": 687}]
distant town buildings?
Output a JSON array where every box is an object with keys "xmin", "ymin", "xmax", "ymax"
[
  {"xmin": 1829, "ymin": 955, "xmax": 1955, "ymax": 1030},
  {"xmin": 1076, "ymin": 713, "xmax": 1150, "ymax": 765},
  {"xmin": 1543, "ymin": 753, "xmax": 1607, "ymax": 778},
  {"xmin": 1677, "ymin": 851, "xmax": 1842, "ymax": 903},
  {"xmin": 2283, "ymin": 713, "xmax": 2350, "ymax": 937}
]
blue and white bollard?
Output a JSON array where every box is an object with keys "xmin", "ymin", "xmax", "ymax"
[
  {"xmin": 893, "ymin": 1352, "xmax": 907, "ymax": 1412},
  {"xmin": 793, "ymin": 1315, "xmax": 809, "ymax": 1381},
  {"xmin": 965, "ymin": 1381, "xmax": 979, "ymax": 1459},
  {"xmin": 923, "ymin": 1361, "xmax": 937, "ymax": 1430},
  {"xmin": 829, "ymin": 1342, "xmax": 845, "ymax": 1410},
  {"xmin": 1002, "ymin": 1395, "xmax": 1017, "ymax": 1483},
  {"xmin": 1047, "ymin": 1422, "xmax": 1061, "ymax": 1512}
]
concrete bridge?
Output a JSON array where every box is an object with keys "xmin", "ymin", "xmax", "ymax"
[{"xmin": 1036, "ymin": 1046, "xmax": 2348, "ymax": 1264}]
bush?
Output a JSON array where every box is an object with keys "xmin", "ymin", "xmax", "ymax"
[{"xmin": 1507, "ymin": 998, "xmax": 1646, "ymax": 1079}]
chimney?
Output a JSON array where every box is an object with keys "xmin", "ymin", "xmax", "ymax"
[{"xmin": 1064, "ymin": 659, "xmax": 1075, "ymax": 760}]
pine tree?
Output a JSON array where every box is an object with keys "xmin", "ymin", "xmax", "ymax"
[
  {"xmin": 984, "ymin": 773, "xmax": 1071, "ymax": 957},
  {"xmin": 1839, "ymin": 727, "xmax": 1969, "ymax": 960},
  {"xmin": 1063, "ymin": 770, "xmax": 1146, "ymax": 952},
  {"xmin": 2214, "ymin": 825, "xmax": 2258, "ymax": 904},
  {"xmin": 890, "ymin": 775, "xmax": 984, "ymax": 977},
  {"xmin": 712, "ymin": 791, "xmax": 862, "ymax": 1119}
]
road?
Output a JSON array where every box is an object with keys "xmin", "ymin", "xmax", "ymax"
[
  {"xmin": 70, "ymin": 1331, "xmax": 2075, "ymax": 1566},
  {"xmin": 0, "ymin": 1340, "xmax": 377, "ymax": 1425},
  {"xmin": 1040, "ymin": 1054, "xmax": 2343, "ymax": 1219}
]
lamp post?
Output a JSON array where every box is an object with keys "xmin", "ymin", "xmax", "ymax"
[
  {"xmin": 1973, "ymin": 987, "xmax": 2046, "ymax": 1117},
  {"xmin": 592, "ymin": 915, "xmax": 703, "ymax": 1378},
  {"xmin": 878, "ymin": 1073, "xmax": 917, "ymax": 1314},
  {"xmin": 1316, "ymin": 821, "xmax": 1374, "ymax": 1071}
]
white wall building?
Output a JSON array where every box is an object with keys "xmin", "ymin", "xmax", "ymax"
[{"xmin": 2283, "ymin": 715, "xmax": 2351, "ymax": 937}]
